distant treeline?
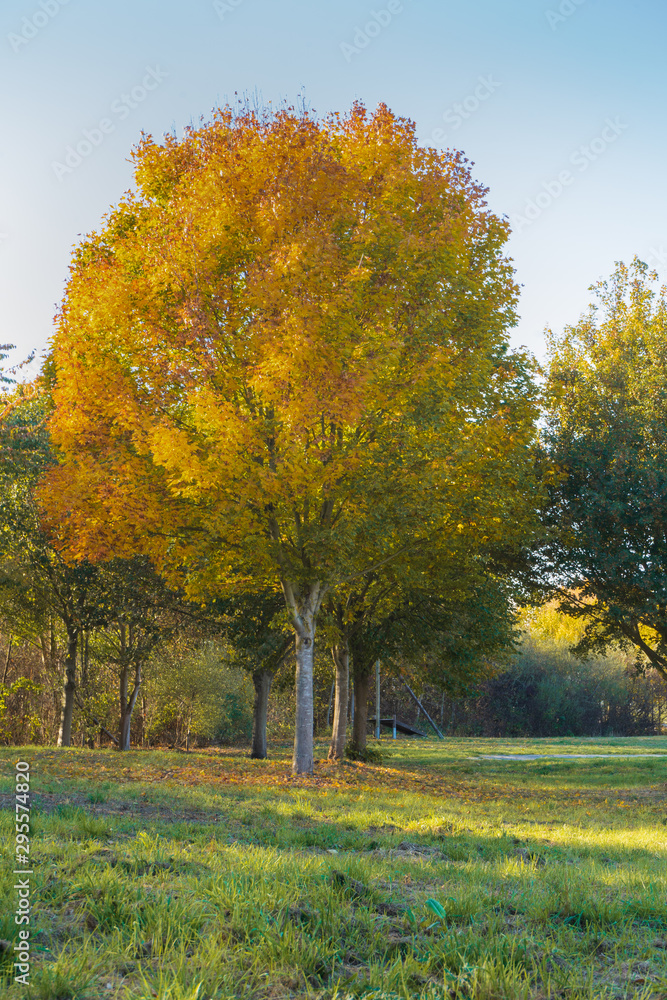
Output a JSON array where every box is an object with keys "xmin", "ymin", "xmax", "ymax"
[{"xmin": 4, "ymin": 623, "xmax": 662, "ymax": 748}]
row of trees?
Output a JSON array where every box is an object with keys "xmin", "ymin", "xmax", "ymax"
[{"xmin": 2, "ymin": 101, "xmax": 667, "ymax": 765}]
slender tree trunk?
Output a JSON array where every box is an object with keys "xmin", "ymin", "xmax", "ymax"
[
  {"xmin": 250, "ymin": 667, "xmax": 273, "ymax": 759},
  {"xmin": 326, "ymin": 681, "xmax": 334, "ymax": 728},
  {"xmin": 2, "ymin": 636, "xmax": 12, "ymax": 685},
  {"xmin": 118, "ymin": 658, "xmax": 142, "ymax": 751},
  {"xmin": 57, "ymin": 627, "xmax": 79, "ymax": 747},
  {"xmin": 119, "ymin": 661, "xmax": 130, "ymax": 750},
  {"xmin": 350, "ymin": 668, "xmax": 371, "ymax": 754},
  {"xmin": 80, "ymin": 632, "xmax": 95, "ymax": 748},
  {"xmin": 328, "ymin": 642, "xmax": 349, "ymax": 761}
]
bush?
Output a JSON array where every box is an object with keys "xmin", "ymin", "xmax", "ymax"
[{"xmin": 144, "ymin": 641, "xmax": 253, "ymax": 747}]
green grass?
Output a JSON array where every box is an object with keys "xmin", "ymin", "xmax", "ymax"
[{"xmin": 1, "ymin": 737, "xmax": 666, "ymax": 999}]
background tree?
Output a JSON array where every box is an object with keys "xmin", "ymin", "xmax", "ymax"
[
  {"xmin": 91, "ymin": 557, "xmax": 190, "ymax": 750},
  {"xmin": 336, "ymin": 561, "xmax": 519, "ymax": 756},
  {"xmin": 141, "ymin": 638, "xmax": 253, "ymax": 749},
  {"xmin": 0, "ymin": 389, "xmax": 105, "ymax": 745},
  {"xmin": 212, "ymin": 589, "xmax": 292, "ymax": 759},
  {"xmin": 41, "ymin": 101, "xmax": 540, "ymax": 773},
  {"xmin": 543, "ymin": 259, "xmax": 667, "ymax": 681}
]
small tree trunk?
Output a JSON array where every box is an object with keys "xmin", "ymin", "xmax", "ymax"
[
  {"xmin": 57, "ymin": 627, "xmax": 79, "ymax": 747},
  {"xmin": 119, "ymin": 703, "xmax": 132, "ymax": 751},
  {"xmin": 350, "ymin": 668, "xmax": 371, "ymax": 754},
  {"xmin": 2, "ymin": 636, "xmax": 12, "ymax": 685},
  {"xmin": 250, "ymin": 667, "xmax": 273, "ymax": 759},
  {"xmin": 328, "ymin": 642, "xmax": 349, "ymax": 761},
  {"xmin": 141, "ymin": 695, "xmax": 147, "ymax": 747},
  {"xmin": 119, "ymin": 661, "xmax": 131, "ymax": 750},
  {"xmin": 118, "ymin": 658, "xmax": 142, "ymax": 751}
]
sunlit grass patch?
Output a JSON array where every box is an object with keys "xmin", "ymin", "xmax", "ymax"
[{"xmin": 1, "ymin": 738, "xmax": 667, "ymax": 998}]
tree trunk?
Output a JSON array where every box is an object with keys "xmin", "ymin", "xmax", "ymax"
[
  {"xmin": 119, "ymin": 662, "xmax": 131, "ymax": 751},
  {"xmin": 141, "ymin": 695, "xmax": 147, "ymax": 747},
  {"xmin": 326, "ymin": 681, "xmax": 334, "ymax": 728},
  {"xmin": 292, "ymin": 615, "xmax": 316, "ymax": 774},
  {"xmin": 328, "ymin": 642, "xmax": 349, "ymax": 761},
  {"xmin": 80, "ymin": 632, "xmax": 95, "ymax": 748},
  {"xmin": 57, "ymin": 627, "xmax": 79, "ymax": 747},
  {"xmin": 118, "ymin": 657, "xmax": 142, "ymax": 751},
  {"xmin": 282, "ymin": 581, "xmax": 321, "ymax": 776},
  {"xmin": 250, "ymin": 667, "xmax": 273, "ymax": 759},
  {"xmin": 350, "ymin": 668, "xmax": 371, "ymax": 754},
  {"xmin": 2, "ymin": 636, "xmax": 12, "ymax": 685},
  {"xmin": 119, "ymin": 705, "xmax": 132, "ymax": 751}
]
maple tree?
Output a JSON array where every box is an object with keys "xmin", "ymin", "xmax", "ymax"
[
  {"xmin": 543, "ymin": 259, "xmax": 667, "ymax": 682},
  {"xmin": 41, "ymin": 101, "xmax": 540, "ymax": 774}
]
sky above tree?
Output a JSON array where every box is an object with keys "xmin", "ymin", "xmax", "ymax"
[{"xmin": 1, "ymin": 0, "xmax": 663, "ymax": 371}]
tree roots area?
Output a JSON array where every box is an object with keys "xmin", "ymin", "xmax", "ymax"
[{"xmin": 1, "ymin": 737, "xmax": 667, "ymax": 1000}]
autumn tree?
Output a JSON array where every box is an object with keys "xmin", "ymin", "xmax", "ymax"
[
  {"xmin": 543, "ymin": 259, "xmax": 667, "ymax": 681},
  {"xmin": 41, "ymin": 102, "xmax": 540, "ymax": 774}
]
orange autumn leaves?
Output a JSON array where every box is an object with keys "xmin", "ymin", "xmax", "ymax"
[{"xmin": 41, "ymin": 102, "xmax": 539, "ymax": 606}]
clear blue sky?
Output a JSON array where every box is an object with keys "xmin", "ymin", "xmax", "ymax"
[{"xmin": 2, "ymin": 0, "xmax": 665, "ymax": 373}]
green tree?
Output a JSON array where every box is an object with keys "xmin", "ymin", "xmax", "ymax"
[
  {"xmin": 330, "ymin": 561, "xmax": 519, "ymax": 757},
  {"xmin": 0, "ymin": 389, "xmax": 103, "ymax": 745},
  {"xmin": 544, "ymin": 259, "xmax": 667, "ymax": 681},
  {"xmin": 0, "ymin": 388, "xmax": 191, "ymax": 748},
  {"xmin": 211, "ymin": 589, "xmax": 292, "ymax": 759},
  {"xmin": 91, "ymin": 557, "xmax": 190, "ymax": 749}
]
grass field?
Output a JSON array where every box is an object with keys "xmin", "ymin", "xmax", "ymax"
[{"xmin": 1, "ymin": 736, "xmax": 666, "ymax": 1000}]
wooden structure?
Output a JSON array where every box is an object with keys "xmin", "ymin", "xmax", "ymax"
[{"xmin": 368, "ymin": 716, "xmax": 427, "ymax": 738}]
